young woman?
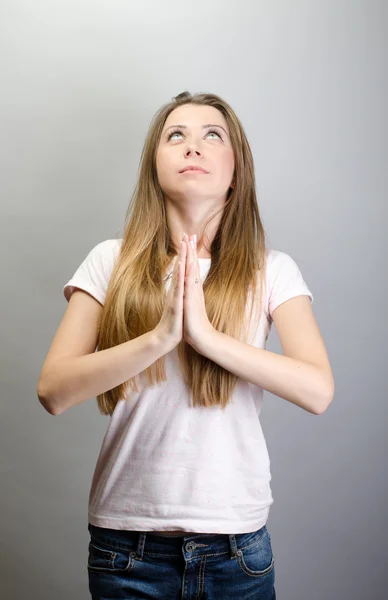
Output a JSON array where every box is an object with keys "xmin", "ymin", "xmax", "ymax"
[{"xmin": 38, "ymin": 91, "xmax": 334, "ymax": 599}]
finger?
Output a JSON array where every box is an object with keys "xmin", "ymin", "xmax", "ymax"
[
  {"xmin": 193, "ymin": 234, "xmax": 197, "ymax": 268},
  {"xmin": 190, "ymin": 236, "xmax": 197, "ymax": 279},
  {"xmin": 171, "ymin": 247, "xmax": 180, "ymax": 280},
  {"xmin": 171, "ymin": 241, "xmax": 184, "ymax": 283},
  {"xmin": 187, "ymin": 234, "xmax": 194, "ymax": 261},
  {"xmin": 194, "ymin": 249, "xmax": 198, "ymax": 284},
  {"xmin": 174, "ymin": 243, "xmax": 182, "ymax": 273},
  {"xmin": 183, "ymin": 235, "xmax": 191, "ymax": 275},
  {"xmin": 179, "ymin": 240, "xmax": 187, "ymax": 275},
  {"xmin": 188, "ymin": 238, "xmax": 194, "ymax": 278},
  {"xmin": 175, "ymin": 243, "xmax": 187, "ymax": 298}
]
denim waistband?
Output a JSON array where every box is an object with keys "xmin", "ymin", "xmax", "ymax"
[{"xmin": 88, "ymin": 522, "xmax": 268, "ymax": 560}]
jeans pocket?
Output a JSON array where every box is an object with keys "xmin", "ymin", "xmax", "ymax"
[
  {"xmin": 236, "ymin": 527, "xmax": 275, "ymax": 578},
  {"xmin": 87, "ymin": 540, "xmax": 135, "ymax": 573}
]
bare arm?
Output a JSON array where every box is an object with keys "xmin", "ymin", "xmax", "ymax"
[
  {"xmin": 38, "ymin": 331, "xmax": 170, "ymax": 415},
  {"xmin": 193, "ymin": 295, "xmax": 334, "ymax": 415},
  {"xmin": 37, "ymin": 289, "xmax": 173, "ymax": 415}
]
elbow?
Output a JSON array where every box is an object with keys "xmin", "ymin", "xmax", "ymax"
[
  {"xmin": 37, "ymin": 381, "xmax": 62, "ymax": 416},
  {"xmin": 38, "ymin": 394, "xmax": 58, "ymax": 415},
  {"xmin": 313, "ymin": 381, "xmax": 335, "ymax": 416}
]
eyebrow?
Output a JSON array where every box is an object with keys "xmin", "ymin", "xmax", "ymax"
[{"xmin": 164, "ymin": 123, "xmax": 229, "ymax": 137}]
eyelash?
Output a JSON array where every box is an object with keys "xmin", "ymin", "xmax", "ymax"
[{"xmin": 166, "ymin": 128, "xmax": 222, "ymax": 141}]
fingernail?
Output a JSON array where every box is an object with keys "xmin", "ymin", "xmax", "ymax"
[
  {"xmin": 193, "ymin": 234, "xmax": 197, "ymax": 245},
  {"xmin": 190, "ymin": 240, "xmax": 195, "ymax": 249},
  {"xmin": 182, "ymin": 232, "xmax": 186, "ymax": 241}
]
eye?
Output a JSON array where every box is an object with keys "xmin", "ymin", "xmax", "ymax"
[
  {"xmin": 166, "ymin": 129, "xmax": 222, "ymax": 141},
  {"xmin": 167, "ymin": 130, "xmax": 183, "ymax": 140},
  {"xmin": 206, "ymin": 130, "xmax": 222, "ymax": 139}
]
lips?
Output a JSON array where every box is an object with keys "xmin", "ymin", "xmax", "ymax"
[{"xmin": 179, "ymin": 166, "xmax": 208, "ymax": 173}]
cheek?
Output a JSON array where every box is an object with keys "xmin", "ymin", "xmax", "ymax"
[
  {"xmin": 226, "ymin": 150, "xmax": 235, "ymax": 171},
  {"xmin": 155, "ymin": 152, "xmax": 169, "ymax": 183},
  {"xmin": 217, "ymin": 150, "xmax": 235, "ymax": 179},
  {"xmin": 158, "ymin": 147, "xmax": 176, "ymax": 165},
  {"xmin": 156, "ymin": 152, "xmax": 179, "ymax": 193},
  {"xmin": 155, "ymin": 149, "xmax": 163, "ymax": 170}
]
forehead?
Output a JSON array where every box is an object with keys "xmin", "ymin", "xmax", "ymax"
[{"xmin": 163, "ymin": 104, "xmax": 228, "ymax": 130}]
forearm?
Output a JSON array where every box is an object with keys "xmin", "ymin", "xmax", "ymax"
[
  {"xmin": 38, "ymin": 330, "xmax": 171, "ymax": 415},
  {"xmin": 195, "ymin": 330, "xmax": 333, "ymax": 415}
]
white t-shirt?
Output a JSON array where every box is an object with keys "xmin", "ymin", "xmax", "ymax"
[{"xmin": 63, "ymin": 239, "xmax": 313, "ymax": 534}]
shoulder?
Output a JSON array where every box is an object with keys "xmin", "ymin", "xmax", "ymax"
[
  {"xmin": 265, "ymin": 246, "xmax": 310, "ymax": 282},
  {"xmin": 89, "ymin": 238, "xmax": 122, "ymax": 261},
  {"xmin": 63, "ymin": 238, "xmax": 123, "ymax": 304},
  {"xmin": 264, "ymin": 246, "xmax": 314, "ymax": 320},
  {"xmin": 85, "ymin": 238, "xmax": 123, "ymax": 274},
  {"xmin": 265, "ymin": 247, "xmax": 300, "ymax": 271}
]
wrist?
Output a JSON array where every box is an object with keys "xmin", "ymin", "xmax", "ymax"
[{"xmin": 152, "ymin": 327, "xmax": 178, "ymax": 353}]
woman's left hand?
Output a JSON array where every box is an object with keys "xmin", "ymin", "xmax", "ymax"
[{"xmin": 182, "ymin": 233, "xmax": 215, "ymax": 351}]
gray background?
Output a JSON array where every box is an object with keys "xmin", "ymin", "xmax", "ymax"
[{"xmin": 1, "ymin": 1, "xmax": 386, "ymax": 598}]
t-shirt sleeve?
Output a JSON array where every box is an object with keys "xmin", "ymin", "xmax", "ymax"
[
  {"xmin": 267, "ymin": 250, "xmax": 314, "ymax": 321},
  {"xmin": 63, "ymin": 239, "xmax": 120, "ymax": 305}
]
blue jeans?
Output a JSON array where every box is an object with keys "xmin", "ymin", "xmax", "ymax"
[{"xmin": 87, "ymin": 522, "xmax": 276, "ymax": 599}]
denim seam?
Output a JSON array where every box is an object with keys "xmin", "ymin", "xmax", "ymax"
[
  {"xmin": 237, "ymin": 554, "xmax": 275, "ymax": 578},
  {"xmin": 239, "ymin": 536, "xmax": 266, "ymax": 553},
  {"xmin": 137, "ymin": 533, "xmax": 146, "ymax": 561},
  {"xmin": 195, "ymin": 556, "xmax": 206, "ymax": 600},
  {"xmin": 89, "ymin": 538, "xmax": 130, "ymax": 553},
  {"xmin": 89, "ymin": 542, "xmax": 117, "ymax": 568},
  {"xmin": 144, "ymin": 552, "xmax": 182, "ymax": 558},
  {"xmin": 182, "ymin": 558, "xmax": 188, "ymax": 597},
  {"xmin": 89, "ymin": 531, "xmax": 267, "ymax": 559}
]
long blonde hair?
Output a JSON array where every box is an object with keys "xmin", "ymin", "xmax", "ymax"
[{"xmin": 96, "ymin": 91, "xmax": 268, "ymax": 415}]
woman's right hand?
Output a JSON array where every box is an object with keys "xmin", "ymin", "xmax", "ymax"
[{"xmin": 154, "ymin": 238, "xmax": 187, "ymax": 350}]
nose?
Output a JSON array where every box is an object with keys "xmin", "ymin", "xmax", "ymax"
[{"xmin": 184, "ymin": 146, "xmax": 201, "ymax": 157}]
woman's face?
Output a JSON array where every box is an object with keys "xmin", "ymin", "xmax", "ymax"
[{"xmin": 156, "ymin": 104, "xmax": 235, "ymax": 201}]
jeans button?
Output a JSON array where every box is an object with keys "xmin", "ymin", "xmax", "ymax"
[{"xmin": 185, "ymin": 541, "xmax": 197, "ymax": 552}]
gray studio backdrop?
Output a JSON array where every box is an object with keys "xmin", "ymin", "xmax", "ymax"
[{"xmin": 1, "ymin": 1, "xmax": 386, "ymax": 598}]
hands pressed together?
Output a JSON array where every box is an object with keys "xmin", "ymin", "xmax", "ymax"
[{"xmin": 156, "ymin": 233, "xmax": 215, "ymax": 352}]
